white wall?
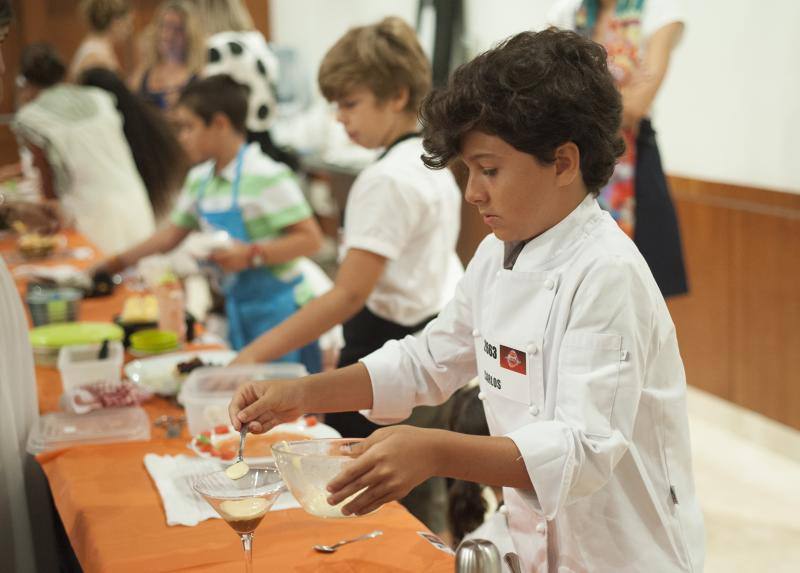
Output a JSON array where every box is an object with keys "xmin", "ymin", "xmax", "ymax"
[
  {"xmin": 654, "ymin": 0, "xmax": 800, "ymax": 194},
  {"xmin": 269, "ymin": 0, "xmax": 800, "ymax": 194},
  {"xmin": 269, "ymin": 0, "xmax": 417, "ymax": 91}
]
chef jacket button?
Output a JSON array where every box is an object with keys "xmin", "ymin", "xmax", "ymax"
[
  {"xmin": 478, "ymin": 391, "xmax": 486, "ymax": 401},
  {"xmin": 526, "ymin": 343, "xmax": 538, "ymax": 355},
  {"xmin": 536, "ymin": 522, "xmax": 547, "ymax": 535},
  {"xmin": 544, "ymin": 278, "xmax": 555, "ymax": 290},
  {"xmin": 529, "ymin": 405, "xmax": 540, "ymax": 416},
  {"xmin": 499, "ymin": 505, "xmax": 509, "ymax": 515},
  {"xmin": 496, "ymin": 270, "xmax": 502, "ymax": 278},
  {"xmin": 472, "ymin": 329, "xmax": 480, "ymax": 337}
]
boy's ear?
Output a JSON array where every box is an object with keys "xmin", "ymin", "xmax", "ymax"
[
  {"xmin": 387, "ymin": 86, "xmax": 410, "ymax": 112},
  {"xmin": 210, "ymin": 111, "xmax": 232, "ymax": 131},
  {"xmin": 554, "ymin": 142, "xmax": 580, "ymax": 187}
]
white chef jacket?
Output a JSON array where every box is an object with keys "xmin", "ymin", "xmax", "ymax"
[{"xmin": 361, "ymin": 194, "xmax": 705, "ymax": 572}]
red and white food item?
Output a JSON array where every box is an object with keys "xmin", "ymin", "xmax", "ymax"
[{"xmin": 62, "ymin": 381, "xmax": 153, "ymax": 414}]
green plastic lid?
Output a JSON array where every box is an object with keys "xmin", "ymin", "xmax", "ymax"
[
  {"xmin": 29, "ymin": 322, "xmax": 124, "ymax": 348},
  {"xmin": 129, "ymin": 329, "xmax": 178, "ymax": 352}
]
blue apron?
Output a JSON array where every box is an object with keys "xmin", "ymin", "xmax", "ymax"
[{"xmin": 196, "ymin": 145, "xmax": 321, "ymax": 372}]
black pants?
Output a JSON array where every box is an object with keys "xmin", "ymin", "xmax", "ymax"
[
  {"xmin": 634, "ymin": 119, "xmax": 689, "ymax": 298},
  {"xmin": 326, "ymin": 306, "xmax": 435, "ymax": 438}
]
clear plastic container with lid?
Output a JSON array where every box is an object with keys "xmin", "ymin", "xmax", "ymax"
[
  {"xmin": 178, "ymin": 363, "xmax": 307, "ymax": 435},
  {"xmin": 58, "ymin": 341, "xmax": 124, "ymax": 393},
  {"xmin": 26, "ymin": 407, "xmax": 151, "ymax": 454}
]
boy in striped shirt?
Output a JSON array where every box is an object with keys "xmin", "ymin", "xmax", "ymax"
[{"xmin": 94, "ymin": 75, "xmax": 323, "ymax": 365}]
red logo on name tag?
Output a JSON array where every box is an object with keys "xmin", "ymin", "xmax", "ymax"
[{"xmin": 499, "ymin": 345, "xmax": 526, "ymax": 375}]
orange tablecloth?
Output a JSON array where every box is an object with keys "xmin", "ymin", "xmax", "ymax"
[
  {"xmin": 3, "ymin": 231, "xmax": 453, "ymax": 572},
  {"xmin": 38, "ymin": 441, "xmax": 452, "ymax": 573}
]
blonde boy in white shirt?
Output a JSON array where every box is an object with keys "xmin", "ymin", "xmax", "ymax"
[{"xmin": 233, "ymin": 17, "xmax": 462, "ymax": 442}]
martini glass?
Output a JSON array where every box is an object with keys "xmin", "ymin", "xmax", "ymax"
[{"xmin": 193, "ymin": 465, "xmax": 286, "ymax": 573}]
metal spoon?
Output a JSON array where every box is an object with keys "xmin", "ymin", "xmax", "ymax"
[
  {"xmin": 313, "ymin": 530, "xmax": 383, "ymax": 553},
  {"xmin": 224, "ymin": 427, "xmax": 250, "ymax": 480},
  {"xmin": 236, "ymin": 426, "xmax": 247, "ymax": 463}
]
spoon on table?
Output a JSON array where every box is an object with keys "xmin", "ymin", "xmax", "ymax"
[
  {"xmin": 225, "ymin": 427, "xmax": 249, "ymax": 480},
  {"xmin": 313, "ymin": 530, "xmax": 383, "ymax": 554}
]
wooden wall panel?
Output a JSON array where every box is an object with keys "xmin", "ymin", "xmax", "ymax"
[
  {"xmin": 665, "ymin": 186, "xmax": 734, "ymax": 400},
  {"xmin": 668, "ymin": 177, "xmax": 800, "ymax": 430}
]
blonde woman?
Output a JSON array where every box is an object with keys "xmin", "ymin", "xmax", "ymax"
[
  {"xmin": 129, "ymin": 0, "xmax": 204, "ymax": 111},
  {"xmin": 69, "ymin": 0, "xmax": 132, "ymax": 81}
]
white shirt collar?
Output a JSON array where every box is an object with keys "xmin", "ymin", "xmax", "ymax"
[{"xmin": 510, "ymin": 193, "xmax": 603, "ymax": 271}]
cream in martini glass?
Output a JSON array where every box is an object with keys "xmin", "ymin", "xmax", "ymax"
[{"xmin": 193, "ymin": 466, "xmax": 286, "ymax": 573}]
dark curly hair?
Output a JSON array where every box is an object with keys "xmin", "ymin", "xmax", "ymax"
[{"xmin": 420, "ymin": 28, "xmax": 625, "ymax": 193}]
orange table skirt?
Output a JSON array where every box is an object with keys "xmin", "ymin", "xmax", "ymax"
[
  {"xmin": 3, "ymin": 230, "xmax": 453, "ymax": 572},
  {"xmin": 38, "ymin": 440, "xmax": 453, "ymax": 573}
]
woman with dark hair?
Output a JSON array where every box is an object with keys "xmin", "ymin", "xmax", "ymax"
[
  {"xmin": 13, "ymin": 43, "xmax": 156, "ymax": 254},
  {"xmin": 79, "ymin": 67, "xmax": 188, "ymax": 219}
]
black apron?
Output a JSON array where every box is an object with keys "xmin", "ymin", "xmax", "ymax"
[
  {"xmin": 327, "ymin": 306, "xmax": 435, "ymax": 438},
  {"xmin": 634, "ymin": 119, "xmax": 689, "ymax": 298},
  {"xmin": 327, "ymin": 130, "xmax": 432, "ymax": 438}
]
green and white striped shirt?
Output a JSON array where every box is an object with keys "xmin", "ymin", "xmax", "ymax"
[
  {"xmin": 171, "ymin": 142, "xmax": 311, "ymax": 239},
  {"xmin": 171, "ymin": 142, "xmax": 314, "ymax": 298}
]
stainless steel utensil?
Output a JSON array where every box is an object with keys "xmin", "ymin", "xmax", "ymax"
[
  {"xmin": 236, "ymin": 426, "xmax": 247, "ymax": 463},
  {"xmin": 313, "ymin": 530, "xmax": 383, "ymax": 553},
  {"xmin": 455, "ymin": 539, "xmax": 502, "ymax": 573}
]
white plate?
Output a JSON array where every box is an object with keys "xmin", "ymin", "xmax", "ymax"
[
  {"xmin": 124, "ymin": 350, "xmax": 237, "ymax": 396},
  {"xmin": 188, "ymin": 418, "xmax": 340, "ymax": 465}
]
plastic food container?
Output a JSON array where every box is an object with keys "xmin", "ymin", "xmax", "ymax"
[
  {"xmin": 58, "ymin": 341, "xmax": 124, "ymax": 393},
  {"xmin": 272, "ymin": 438, "xmax": 371, "ymax": 518},
  {"xmin": 29, "ymin": 322, "xmax": 124, "ymax": 367},
  {"xmin": 178, "ymin": 363, "xmax": 307, "ymax": 436},
  {"xmin": 26, "ymin": 285, "xmax": 82, "ymax": 326},
  {"xmin": 26, "ymin": 407, "xmax": 151, "ymax": 454}
]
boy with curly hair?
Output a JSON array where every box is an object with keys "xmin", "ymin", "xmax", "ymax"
[{"xmin": 230, "ymin": 28, "xmax": 704, "ymax": 572}]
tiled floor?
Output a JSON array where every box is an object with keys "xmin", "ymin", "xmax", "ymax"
[{"xmin": 686, "ymin": 387, "xmax": 800, "ymax": 572}]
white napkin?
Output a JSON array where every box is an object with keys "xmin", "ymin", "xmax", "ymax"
[{"xmin": 143, "ymin": 453, "xmax": 300, "ymax": 527}]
